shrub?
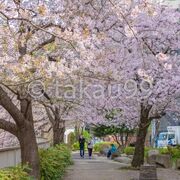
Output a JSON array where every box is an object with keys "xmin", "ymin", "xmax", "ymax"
[
  {"xmin": 94, "ymin": 142, "xmax": 117, "ymax": 153},
  {"xmin": 0, "ymin": 144, "xmax": 72, "ymax": 180},
  {"xmin": 123, "ymin": 146, "xmax": 168, "ymax": 157},
  {"xmin": 158, "ymin": 148, "xmax": 169, "ymax": 154},
  {"xmin": 72, "ymin": 142, "xmax": 88, "ymax": 151},
  {"xmin": 68, "ymin": 132, "xmax": 76, "ymax": 145},
  {"xmin": 82, "ymin": 130, "xmax": 91, "ymax": 140},
  {"xmin": 39, "ymin": 144, "xmax": 72, "ymax": 180},
  {"xmin": 167, "ymin": 146, "xmax": 180, "ymax": 161},
  {"xmin": 123, "ymin": 146, "xmax": 180, "ymax": 161},
  {"xmin": 0, "ymin": 165, "xmax": 31, "ymax": 180},
  {"xmin": 72, "ymin": 142, "xmax": 79, "ymax": 151},
  {"xmin": 143, "ymin": 147, "xmax": 180, "ymax": 161},
  {"xmin": 70, "ymin": 130, "xmax": 91, "ymax": 151},
  {"xmin": 144, "ymin": 147, "xmax": 154, "ymax": 158},
  {"xmin": 124, "ymin": 147, "xmax": 135, "ymax": 155}
]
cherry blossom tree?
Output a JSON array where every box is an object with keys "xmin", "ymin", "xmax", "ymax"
[
  {"xmin": 41, "ymin": 97, "xmax": 74, "ymax": 145},
  {"xmin": 0, "ymin": 0, "xmax": 91, "ymax": 178},
  {"xmin": 64, "ymin": 0, "xmax": 180, "ymax": 167},
  {"xmin": 0, "ymin": 0, "xmax": 179, "ymax": 177}
]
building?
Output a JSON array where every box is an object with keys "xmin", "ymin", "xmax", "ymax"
[
  {"xmin": 151, "ymin": 113, "xmax": 180, "ymax": 147},
  {"xmin": 154, "ymin": 0, "xmax": 180, "ymax": 8},
  {"xmin": 165, "ymin": 0, "xmax": 180, "ymax": 7}
]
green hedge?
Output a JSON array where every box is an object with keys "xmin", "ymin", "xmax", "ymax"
[
  {"xmin": 40, "ymin": 144, "xmax": 72, "ymax": 180},
  {"xmin": 68, "ymin": 132, "xmax": 76, "ymax": 146},
  {"xmin": 72, "ymin": 142, "xmax": 79, "ymax": 151},
  {"xmin": 170, "ymin": 147, "xmax": 180, "ymax": 160},
  {"xmin": 94, "ymin": 142, "xmax": 118, "ymax": 153},
  {"xmin": 123, "ymin": 147, "xmax": 171, "ymax": 156},
  {"xmin": 123, "ymin": 146, "xmax": 180, "ymax": 161},
  {"xmin": 159, "ymin": 146, "xmax": 180, "ymax": 161},
  {"xmin": 124, "ymin": 147, "xmax": 135, "ymax": 155},
  {"xmin": 0, "ymin": 144, "xmax": 72, "ymax": 180},
  {"xmin": 123, "ymin": 147, "xmax": 155, "ymax": 156},
  {"xmin": 0, "ymin": 165, "xmax": 31, "ymax": 180},
  {"xmin": 72, "ymin": 142, "xmax": 88, "ymax": 151},
  {"xmin": 159, "ymin": 148, "xmax": 169, "ymax": 155}
]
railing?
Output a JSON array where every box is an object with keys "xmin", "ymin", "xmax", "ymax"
[{"xmin": 0, "ymin": 138, "xmax": 50, "ymax": 168}]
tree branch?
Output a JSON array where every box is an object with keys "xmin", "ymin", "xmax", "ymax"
[
  {"xmin": 0, "ymin": 119, "xmax": 18, "ymax": 136},
  {"xmin": 29, "ymin": 36, "xmax": 55, "ymax": 55},
  {"xmin": 0, "ymin": 11, "xmax": 77, "ymax": 52},
  {"xmin": 0, "ymin": 86, "xmax": 24, "ymax": 125},
  {"xmin": 0, "ymin": 82, "xmax": 18, "ymax": 95},
  {"xmin": 44, "ymin": 106, "xmax": 55, "ymax": 126}
]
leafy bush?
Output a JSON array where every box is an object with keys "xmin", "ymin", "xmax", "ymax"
[
  {"xmin": 72, "ymin": 141, "xmax": 88, "ymax": 151},
  {"xmin": 124, "ymin": 147, "xmax": 135, "ymax": 155},
  {"xmin": 144, "ymin": 147, "xmax": 180, "ymax": 161},
  {"xmin": 0, "ymin": 144, "xmax": 72, "ymax": 180},
  {"xmin": 122, "ymin": 146, "xmax": 180, "ymax": 161},
  {"xmin": 159, "ymin": 148, "xmax": 169, "ymax": 155},
  {"xmin": 151, "ymin": 147, "xmax": 180, "ymax": 161},
  {"xmin": 123, "ymin": 147, "xmax": 157, "ymax": 157},
  {"xmin": 167, "ymin": 146, "xmax": 180, "ymax": 161},
  {"xmin": 39, "ymin": 144, "xmax": 72, "ymax": 180},
  {"xmin": 144, "ymin": 147, "xmax": 155, "ymax": 158},
  {"xmin": 82, "ymin": 130, "xmax": 91, "ymax": 140},
  {"xmin": 68, "ymin": 132, "xmax": 76, "ymax": 145},
  {"xmin": 70, "ymin": 130, "xmax": 91, "ymax": 151},
  {"xmin": 171, "ymin": 148, "xmax": 180, "ymax": 159},
  {"xmin": 0, "ymin": 165, "xmax": 31, "ymax": 180},
  {"xmin": 123, "ymin": 146, "xmax": 168, "ymax": 156},
  {"xmin": 72, "ymin": 142, "xmax": 79, "ymax": 151},
  {"xmin": 94, "ymin": 142, "xmax": 117, "ymax": 153}
]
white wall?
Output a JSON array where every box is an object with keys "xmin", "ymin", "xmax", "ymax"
[
  {"xmin": 164, "ymin": 0, "xmax": 179, "ymax": 7},
  {"xmin": 0, "ymin": 140, "xmax": 50, "ymax": 169},
  {"xmin": 153, "ymin": 0, "xmax": 180, "ymax": 7},
  {"xmin": 64, "ymin": 129, "xmax": 75, "ymax": 144}
]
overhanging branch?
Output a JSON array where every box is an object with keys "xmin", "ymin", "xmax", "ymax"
[{"xmin": 0, "ymin": 119, "xmax": 18, "ymax": 136}]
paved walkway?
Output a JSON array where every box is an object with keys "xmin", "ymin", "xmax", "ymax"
[{"xmin": 64, "ymin": 152, "xmax": 180, "ymax": 180}]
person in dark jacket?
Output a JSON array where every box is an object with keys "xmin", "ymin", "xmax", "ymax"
[{"xmin": 79, "ymin": 135, "xmax": 85, "ymax": 158}]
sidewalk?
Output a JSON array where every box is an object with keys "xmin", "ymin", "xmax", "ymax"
[{"xmin": 63, "ymin": 152, "xmax": 180, "ymax": 180}]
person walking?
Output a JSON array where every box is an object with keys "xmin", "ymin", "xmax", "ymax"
[
  {"xmin": 79, "ymin": 135, "xmax": 85, "ymax": 158},
  {"xmin": 87, "ymin": 138, "xmax": 93, "ymax": 159}
]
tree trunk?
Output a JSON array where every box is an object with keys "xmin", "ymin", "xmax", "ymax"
[
  {"xmin": 53, "ymin": 119, "xmax": 65, "ymax": 146},
  {"xmin": 112, "ymin": 134, "xmax": 121, "ymax": 149},
  {"xmin": 120, "ymin": 133, "xmax": 125, "ymax": 148},
  {"xmin": 124, "ymin": 133, "xmax": 129, "ymax": 147},
  {"xmin": 18, "ymin": 123, "xmax": 40, "ymax": 179},
  {"xmin": 59, "ymin": 126, "xmax": 65, "ymax": 143},
  {"xmin": 131, "ymin": 104, "xmax": 152, "ymax": 168},
  {"xmin": 19, "ymin": 99, "xmax": 40, "ymax": 179},
  {"xmin": 131, "ymin": 118, "xmax": 150, "ymax": 168},
  {"xmin": 0, "ymin": 86, "xmax": 40, "ymax": 179},
  {"xmin": 53, "ymin": 126, "xmax": 62, "ymax": 145}
]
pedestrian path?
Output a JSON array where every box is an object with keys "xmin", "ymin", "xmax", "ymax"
[
  {"xmin": 63, "ymin": 152, "xmax": 138, "ymax": 180},
  {"xmin": 63, "ymin": 152, "xmax": 180, "ymax": 180}
]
